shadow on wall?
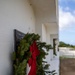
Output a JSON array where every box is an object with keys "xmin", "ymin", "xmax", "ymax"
[
  {"xmin": 0, "ymin": 49, "xmax": 13, "ymax": 75},
  {"xmin": 0, "ymin": 32, "xmax": 14, "ymax": 75},
  {"xmin": 6, "ymin": 46, "xmax": 13, "ymax": 75}
]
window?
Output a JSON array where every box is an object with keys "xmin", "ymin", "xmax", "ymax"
[{"xmin": 53, "ymin": 38, "xmax": 57, "ymax": 55}]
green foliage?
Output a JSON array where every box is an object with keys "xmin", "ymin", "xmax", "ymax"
[
  {"xmin": 59, "ymin": 41, "xmax": 75, "ymax": 49},
  {"xmin": 59, "ymin": 41, "xmax": 68, "ymax": 47},
  {"xmin": 49, "ymin": 70, "xmax": 57, "ymax": 75},
  {"xmin": 36, "ymin": 42, "xmax": 52, "ymax": 75},
  {"xmin": 13, "ymin": 33, "xmax": 55, "ymax": 75},
  {"xmin": 60, "ymin": 56, "xmax": 68, "ymax": 59}
]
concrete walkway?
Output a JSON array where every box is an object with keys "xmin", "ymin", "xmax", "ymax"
[{"xmin": 60, "ymin": 58, "xmax": 75, "ymax": 75}]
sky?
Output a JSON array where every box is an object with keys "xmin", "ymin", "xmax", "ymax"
[{"xmin": 59, "ymin": 0, "xmax": 75, "ymax": 45}]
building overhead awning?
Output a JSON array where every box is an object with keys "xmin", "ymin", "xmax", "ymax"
[{"xmin": 29, "ymin": 0, "xmax": 58, "ymax": 23}]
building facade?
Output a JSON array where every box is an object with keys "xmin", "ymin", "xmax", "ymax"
[{"xmin": 0, "ymin": 0, "xmax": 59, "ymax": 75}]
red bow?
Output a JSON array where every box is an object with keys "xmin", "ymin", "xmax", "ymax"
[{"xmin": 28, "ymin": 41, "xmax": 40, "ymax": 75}]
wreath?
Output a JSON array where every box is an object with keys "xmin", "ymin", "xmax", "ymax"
[{"xmin": 12, "ymin": 33, "xmax": 56, "ymax": 75}]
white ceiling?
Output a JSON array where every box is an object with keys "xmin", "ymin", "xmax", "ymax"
[{"xmin": 29, "ymin": 0, "xmax": 57, "ymax": 23}]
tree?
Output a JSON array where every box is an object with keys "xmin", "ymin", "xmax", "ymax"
[{"xmin": 59, "ymin": 41, "xmax": 75, "ymax": 49}]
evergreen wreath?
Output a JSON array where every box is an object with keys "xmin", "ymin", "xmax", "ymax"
[{"xmin": 13, "ymin": 33, "xmax": 55, "ymax": 75}]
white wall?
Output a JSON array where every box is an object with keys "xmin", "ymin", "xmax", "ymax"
[
  {"xmin": 41, "ymin": 23, "xmax": 59, "ymax": 75},
  {"xmin": 0, "ymin": 0, "xmax": 35, "ymax": 75},
  {"xmin": 45, "ymin": 24, "xmax": 59, "ymax": 75},
  {"xmin": 42, "ymin": 24, "xmax": 47, "ymax": 42},
  {"xmin": 46, "ymin": 24, "xmax": 58, "ymax": 44}
]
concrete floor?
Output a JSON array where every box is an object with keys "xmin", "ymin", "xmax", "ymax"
[{"xmin": 60, "ymin": 58, "xmax": 75, "ymax": 75}]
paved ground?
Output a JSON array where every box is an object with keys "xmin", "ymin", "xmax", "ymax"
[{"xmin": 60, "ymin": 58, "xmax": 75, "ymax": 75}]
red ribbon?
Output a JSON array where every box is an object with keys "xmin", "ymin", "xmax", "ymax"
[{"xmin": 28, "ymin": 41, "xmax": 40, "ymax": 75}]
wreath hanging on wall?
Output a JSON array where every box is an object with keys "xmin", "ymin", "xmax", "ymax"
[{"xmin": 12, "ymin": 33, "xmax": 55, "ymax": 75}]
